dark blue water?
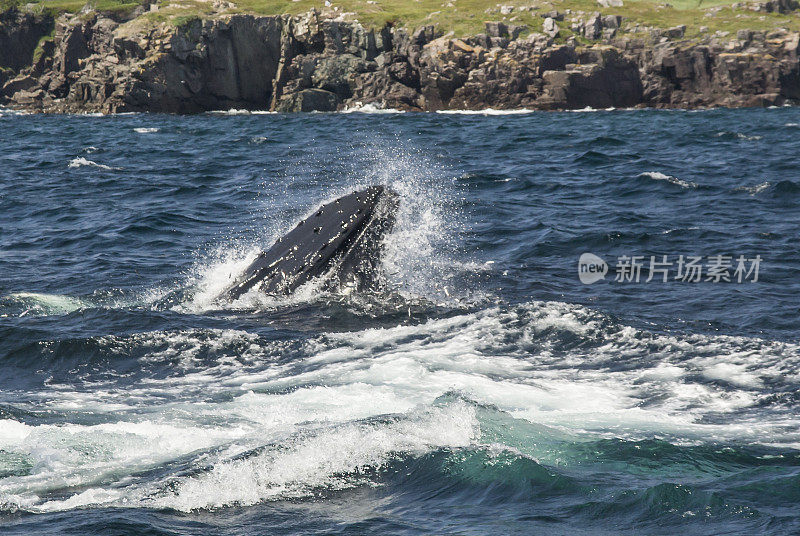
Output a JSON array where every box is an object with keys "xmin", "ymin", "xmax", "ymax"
[{"xmin": 1, "ymin": 106, "xmax": 799, "ymax": 535}]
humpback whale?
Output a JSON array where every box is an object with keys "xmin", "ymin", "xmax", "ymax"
[{"xmin": 222, "ymin": 186, "xmax": 399, "ymax": 301}]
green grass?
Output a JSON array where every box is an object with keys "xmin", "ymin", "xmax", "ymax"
[
  {"xmin": 31, "ymin": 25, "xmax": 56, "ymax": 64},
  {"xmin": 20, "ymin": 0, "xmax": 140, "ymax": 17},
  {"xmin": 7, "ymin": 0, "xmax": 800, "ymax": 39}
]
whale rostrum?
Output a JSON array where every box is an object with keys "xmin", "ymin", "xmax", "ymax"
[{"xmin": 222, "ymin": 186, "xmax": 399, "ymax": 301}]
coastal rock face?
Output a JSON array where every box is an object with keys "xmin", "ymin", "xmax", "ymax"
[
  {"xmin": 2, "ymin": 8, "xmax": 800, "ymax": 112},
  {"xmin": 0, "ymin": 11, "xmax": 54, "ymax": 87},
  {"xmin": 634, "ymin": 32, "xmax": 800, "ymax": 107}
]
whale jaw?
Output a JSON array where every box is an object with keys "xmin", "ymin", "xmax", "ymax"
[{"xmin": 222, "ymin": 186, "xmax": 399, "ymax": 301}]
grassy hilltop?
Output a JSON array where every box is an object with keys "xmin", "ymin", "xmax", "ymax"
[{"xmin": 7, "ymin": 0, "xmax": 800, "ymax": 41}]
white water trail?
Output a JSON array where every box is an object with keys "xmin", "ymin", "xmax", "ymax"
[{"xmin": 0, "ymin": 298, "xmax": 798, "ymax": 513}]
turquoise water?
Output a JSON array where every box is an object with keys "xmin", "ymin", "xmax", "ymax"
[{"xmin": 1, "ymin": 107, "xmax": 799, "ymax": 535}]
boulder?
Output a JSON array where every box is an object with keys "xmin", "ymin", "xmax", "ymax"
[
  {"xmin": 310, "ymin": 54, "xmax": 369, "ymax": 99},
  {"xmin": 277, "ymin": 88, "xmax": 339, "ymax": 111},
  {"xmin": 584, "ymin": 14, "xmax": 603, "ymax": 40},
  {"xmin": 543, "ymin": 17, "xmax": 559, "ymax": 38},
  {"xmin": 485, "ymin": 21, "xmax": 509, "ymax": 38},
  {"xmin": 666, "ymin": 25, "xmax": 686, "ymax": 39}
]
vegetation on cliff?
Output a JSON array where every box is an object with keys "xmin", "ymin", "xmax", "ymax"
[
  {"xmin": 2, "ymin": 0, "xmax": 800, "ymax": 113},
  {"xmin": 8, "ymin": 0, "xmax": 800, "ymax": 40}
]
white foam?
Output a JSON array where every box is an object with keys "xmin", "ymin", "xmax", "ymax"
[
  {"xmin": 208, "ymin": 109, "xmax": 250, "ymax": 115},
  {"xmin": 67, "ymin": 157, "xmax": 119, "ymax": 170},
  {"xmin": 715, "ymin": 131, "xmax": 763, "ymax": 141},
  {"xmin": 639, "ymin": 171, "xmax": 697, "ymax": 189},
  {"xmin": 133, "ymin": 127, "xmax": 159, "ymax": 133},
  {"xmin": 341, "ymin": 101, "xmax": 404, "ymax": 113},
  {"xmin": 2, "ymin": 299, "xmax": 799, "ymax": 513},
  {"xmin": 152, "ymin": 402, "xmax": 476, "ymax": 511},
  {"xmin": 702, "ymin": 362, "xmax": 762, "ymax": 388},
  {"xmin": 736, "ymin": 181, "xmax": 770, "ymax": 195},
  {"xmin": 0, "ymin": 107, "xmax": 30, "ymax": 117},
  {"xmin": 4, "ymin": 292, "xmax": 89, "ymax": 316},
  {"xmin": 436, "ymin": 108, "xmax": 533, "ymax": 115},
  {"xmin": 207, "ymin": 109, "xmax": 274, "ymax": 115},
  {"xmin": 0, "ymin": 420, "xmax": 32, "ymax": 448},
  {"xmin": 179, "ymin": 246, "xmax": 263, "ymax": 312}
]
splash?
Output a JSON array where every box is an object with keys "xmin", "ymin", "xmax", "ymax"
[
  {"xmin": 348, "ymin": 140, "xmax": 463, "ymax": 301},
  {"xmin": 176, "ymin": 137, "xmax": 464, "ymax": 311},
  {"xmin": 340, "ymin": 102, "xmax": 404, "ymax": 114},
  {"xmin": 176, "ymin": 244, "xmax": 264, "ymax": 312}
]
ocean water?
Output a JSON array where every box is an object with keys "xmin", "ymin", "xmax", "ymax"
[{"xmin": 1, "ymin": 106, "xmax": 799, "ymax": 535}]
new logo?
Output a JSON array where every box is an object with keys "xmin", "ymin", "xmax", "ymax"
[{"xmin": 578, "ymin": 253, "xmax": 608, "ymax": 284}]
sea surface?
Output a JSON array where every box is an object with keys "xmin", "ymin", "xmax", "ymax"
[{"xmin": 1, "ymin": 106, "xmax": 799, "ymax": 535}]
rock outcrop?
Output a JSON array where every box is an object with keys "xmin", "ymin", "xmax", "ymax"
[
  {"xmin": 0, "ymin": 10, "xmax": 54, "ymax": 88},
  {"xmin": 1, "ymin": 7, "xmax": 800, "ymax": 113}
]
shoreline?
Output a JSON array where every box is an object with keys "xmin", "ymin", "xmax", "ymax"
[
  {"xmin": 3, "ymin": 103, "xmax": 799, "ymax": 116},
  {"xmin": 2, "ymin": 7, "xmax": 800, "ymax": 116}
]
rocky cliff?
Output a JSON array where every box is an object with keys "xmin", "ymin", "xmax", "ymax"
[{"xmin": 2, "ymin": 7, "xmax": 800, "ymax": 113}]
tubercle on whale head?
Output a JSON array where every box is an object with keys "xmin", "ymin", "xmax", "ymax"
[{"xmin": 220, "ymin": 185, "xmax": 400, "ymax": 302}]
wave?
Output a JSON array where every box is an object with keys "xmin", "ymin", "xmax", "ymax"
[
  {"xmin": 0, "ymin": 107, "xmax": 31, "ymax": 117},
  {"xmin": 436, "ymin": 108, "xmax": 534, "ymax": 115},
  {"xmin": 133, "ymin": 127, "xmax": 159, "ymax": 133},
  {"xmin": 0, "ymin": 298, "xmax": 799, "ymax": 514},
  {"xmin": 566, "ymin": 106, "xmax": 617, "ymax": 112},
  {"xmin": 340, "ymin": 102, "xmax": 404, "ymax": 114},
  {"xmin": 715, "ymin": 131, "xmax": 763, "ymax": 141},
  {"xmin": 735, "ymin": 181, "xmax": 771, "ymax": 195},
  {"xmin": 638, "ymin": 171, "xmax": 697, "ymax": 189},
  {"xmin": 772, "ymin": 179, "xmax": 800, "ymax": 194},
  {"xmin": 67, "ymin": 157, "xmax": 120, "ymax": 170},
  {"xmin": 0, "ymin": 292, "xmax": 91, "ymax": 316},
  {"xmin": 206, "ymin": 109, "xmax": 275, "ymax": 115}
]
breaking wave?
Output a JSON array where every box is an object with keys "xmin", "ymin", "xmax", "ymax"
[
  {"xmin": 0, "ymin": 298, "xmax": 798, "ymax": 514},
  {"xmin": 67, "ymin": 157, "xmax": 120, "ymax": 170},
  {"xmin": 437, "ymin": 108, "xmax": 534, "ymax": 115},
  {"xmin": 638, "ymin": 171, "xmax": 697, "ymax": 189}
]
